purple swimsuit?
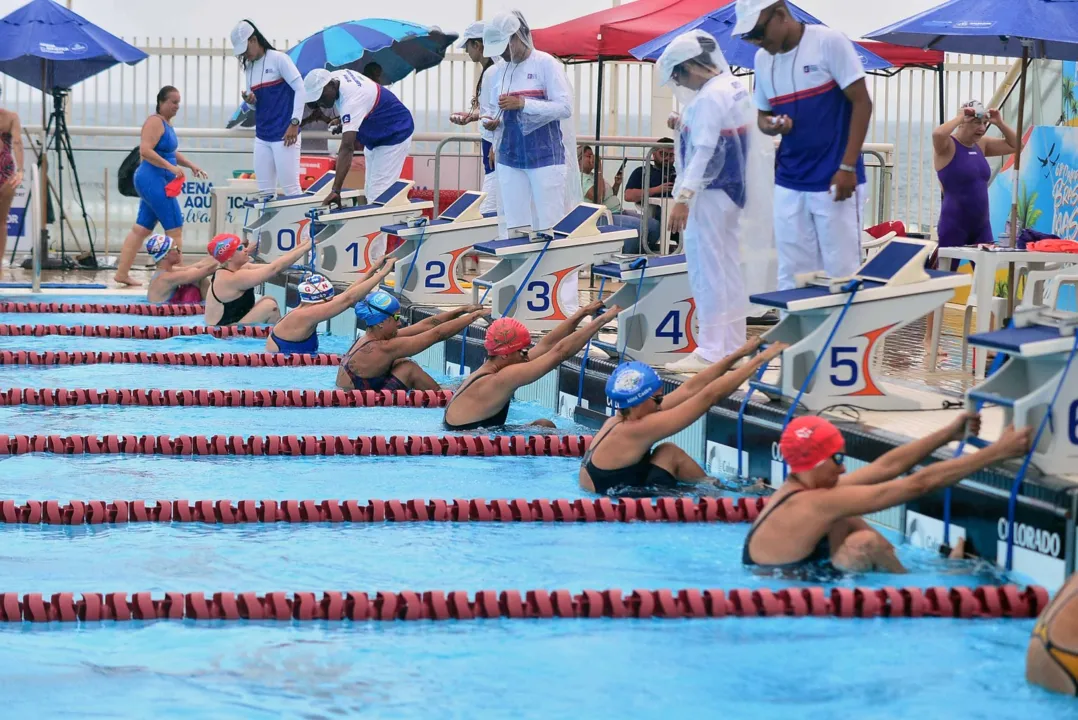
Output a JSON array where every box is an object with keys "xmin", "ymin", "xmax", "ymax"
[{"xmin": 937, "ymin": 136, "xmax": 993, "ymax": 248}]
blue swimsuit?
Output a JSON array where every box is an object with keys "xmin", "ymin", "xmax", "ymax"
[
  {"xmin": 134, "ymin": 117, "xmax": 183, "ymax": 231},
  {"xmin": 270, "ymin": 330, "xmax": 319, "ymax": 354}
]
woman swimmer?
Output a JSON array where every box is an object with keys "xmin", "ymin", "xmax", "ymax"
[
  {"xmin": 1028, "ymin": 573, "xmax": 1078, "ymax": 695},
  {"xmin": 580, "ymin": 338, "xmax": 786, "ymax": 495}
]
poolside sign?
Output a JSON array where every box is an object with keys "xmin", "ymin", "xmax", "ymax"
[{"xmin": 5, "ymin": 166, "xmax": 36, "ymax": 251}]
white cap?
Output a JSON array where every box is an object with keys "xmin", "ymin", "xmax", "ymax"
[
  {"xmin": 732, "ymin": 0, "xmax": 780, "ymax": 37},
  {"xmin": 303, "ymin": 69, "xmax": 333, "ymax": 104},
  {"xmin": 230, "ymin": 20, "xmax": 255, "ymax": 56},
  {"xmin": 483, "ymin": 12, "xmax": 521, "ymax": 58},
  {"xmin": 656, "ymin": 32, "xmax": 706, "ymax": 87},
  {"xmin": 458, "ymin": 21, "xmax": 485, "ymax": 49}
]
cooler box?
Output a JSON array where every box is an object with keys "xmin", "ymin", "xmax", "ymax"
[{"xmin": 299, "ymin": 156, "xmax": 335, "ymax": 190}]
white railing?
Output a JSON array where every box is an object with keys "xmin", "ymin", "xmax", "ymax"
[{"xmin": 0, "ymin": 37, "xmax": 1015, "ymax": 244}]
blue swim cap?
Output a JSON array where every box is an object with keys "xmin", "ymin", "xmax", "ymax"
[
  {"xmin": 298, "ymin": 273, "xmax": 335, "ymax": 303},
  {"xmin": 355, "ymin": 290, "xmax": 401, "ymax": 326},
  {"xmin": 606, "ymin": 361, "xmax": 663, "ymax": 409}
]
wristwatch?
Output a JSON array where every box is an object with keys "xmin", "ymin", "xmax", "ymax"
[
  {"xmin": 289, "ymin": 118, "xmax": 300, "ymax": 127},
  {"xmin": 838, "ymin": 163, "xmax": 856, "ymax": 174}
]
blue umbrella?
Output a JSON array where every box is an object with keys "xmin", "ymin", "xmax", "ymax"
[
  {"xmin": 227, "ymin": 19, "xmax": 456, "ymax": 128},
  {"xmin": 629, "ymin": 1, "xmax": 891, "ymax": 71},
  {"xmin": 0, "ymin": 0, "xmax": 146, "ymax": 90}
]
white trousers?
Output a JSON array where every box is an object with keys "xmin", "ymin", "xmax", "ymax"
[
  {"xmin": 253, "ymin": 138, "xmax": 302, "ymax": 198},
  {"xmin": 496, "ymin": 163, "xmax": 567, "ymax": 233},
  {"xmin": 364, "ymin": 137, "xmax": 412, "ymax": 203},
  {"xmin": 683, "ymin": 190, "xmax": 747, "ymax": 361},
  {"xmin": 479, "ymin": 169, "xmax": 499, "ymax": 215},
  {"xmin": 774, "ymin": 184, "xmax": 867, "ymax": 290}
]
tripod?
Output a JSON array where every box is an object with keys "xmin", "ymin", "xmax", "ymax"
[{"xmin": 40, "ymin": 88, "xmax": 98, "ymax": 269}]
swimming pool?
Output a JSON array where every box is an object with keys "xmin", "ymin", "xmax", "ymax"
[
  {"xmin": 0, "ymin": 312, "xmax": 212, "ymax": 327},
  {"xmin": 0, "ymin": 304, "xmax": 1069, "ymax": 718}
]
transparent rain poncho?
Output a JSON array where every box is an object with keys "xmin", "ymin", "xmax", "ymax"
[
  {"xmin": 482, "ymin": 11, "xmax": 582, "ymax": 236},
  {"xmin": 658, "ymin": 30, "xmax": 776, "ymax": 330}
]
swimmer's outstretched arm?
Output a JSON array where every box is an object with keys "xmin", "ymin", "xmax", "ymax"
[
  {"xmin": 664, "ymin": 336, "xmax": 763, "ymax": 410},
  {"xmin": 839, "ymin": 412, "xmax": 981, "ymax": 487},
  {"xmin": 500, "ymin": 306, "xmax": 622, "ymax": 387},
  {"xmin": 163, "ymin": 257, "xmax": 218, "ymax": 287},
  {"xmin": 399, "ymin": 305, "xmax": 482, "ymax": 337},
  {"xmin": 819, "ymin": 426, "xmax": 1032, "ymax": 521},
  {"xmin": 309, "ymin": 258, "xmax": 397, "ymax": 322},
  {"xmin": 635, "ymin": 343, "xmax": 786, "ymax": 445},
  {"xmin": 530, "ymin": 301, "xmax": 605, "ymax": 360},
  {"xmin": 385, "ymin": 309, "xmax": 490, "ymax": 358}
]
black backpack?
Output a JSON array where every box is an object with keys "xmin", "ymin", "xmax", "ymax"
[{"xmin": 117, "ymin": 146, "xmax": 141, "ymax": 198}]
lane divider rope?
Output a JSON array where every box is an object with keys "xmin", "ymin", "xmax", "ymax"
[
  {"xmin": 0, "ymin": 496, "xmax": 769, "ymax": 525},
  {"xmin": 0, "ymin": 387, "xmax": 452, "ymax": 408},
  {"xmin": 0, "ymin": 584, "xmax": 1049, "ymax": 623},
  {"xmin": 0, "ymin": 350, "xmax": 342, "ymax": 367},
  {"xmin": 0, "ymin": 324, "xmax": 270, "ymax": 339},
  {"xmin": 0, "ymin": 433, "xmax": 593, "ymax": 457},
  {"xmin": 0, "ymin": 301, "xmax": 204, "ymax": 316}
]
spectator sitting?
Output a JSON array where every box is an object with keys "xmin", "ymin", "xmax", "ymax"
[
  {"xmin": 579, "ymin": 145, "xmax": 660, "ymax": 254},
  {"xmin": 624, "ymin": 138, "xmax": 677, "ymax": 218}
]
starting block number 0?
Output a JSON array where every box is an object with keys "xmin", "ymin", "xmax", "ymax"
[{"xmin": 277, "ymin": 228, "xmax": 296, "ymax": 252}]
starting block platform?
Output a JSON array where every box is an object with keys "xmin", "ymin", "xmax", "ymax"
[
  {"xmin": 749, "ymin": 238, "xmax": 970, "ymax": 411},
  {"xmin": 244, "ymin": 172, "xmax": 363, "ymax": 264},
  {"xmin": 470, "ymin": 204, "xmax": 634, "ymax": 331},
  {"xmin": 381, "ymin": 191, "xmax": 499, "ymax": 305},
  {"xmin": 966, "ymin": 306, "xmax": 1078, "ymax": 476},
  {"xmin": 309, "ymin": 180, "xmax": 432, "ymax": 284},
  {"xmin": 591, "ymin": 254, "xmax": 696, "ymax": 366}
]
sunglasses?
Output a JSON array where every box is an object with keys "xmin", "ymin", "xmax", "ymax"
[
  {"xmin": 520, "ymin": 347, "xmax": 530, "ymax": 359},
  {"xmin": 831, "ymin": 452, "xmax": 845, "ymax": 466},
  {"xmin": 741, "ymin": 8, "xmax": 778, "ymax": 43}
]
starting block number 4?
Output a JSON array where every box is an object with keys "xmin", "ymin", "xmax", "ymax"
[{"xmin": 654, "ymin": 300, "xmax": 698, "ymax": 353}]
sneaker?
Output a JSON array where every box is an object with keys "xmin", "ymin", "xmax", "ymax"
[{"xmin": 664, "ymin": 352, "xmax": 711, "ymax": 374}]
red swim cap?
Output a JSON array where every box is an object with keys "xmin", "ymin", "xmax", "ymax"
[
  {"xmin": 165, "ymin": 176, "xmax": 184, "ymax": 198},
  {"xmin": 780, "ymin": 416, "xmax": 845, "ymax": 473},
  {"xmin": 484, "ymin": 317, "xmax": 531, "ymax": 356},
  {"xmin": 208, "ymin": 234, "xmax": 243, "ymax": 263}
]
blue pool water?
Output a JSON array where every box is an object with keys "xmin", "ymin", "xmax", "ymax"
[
  {"xmin": 0, "ymin": 403, "xmax": 583, "ymax": 437},
  {"xmin": 0, "ymin": 312, "xmax": 212, "ymax": 327},
  {"xmin": 0, "ymin": 454, "xmax": 587, "ymax": 500},
  {"xmin": 0, "ymin": 294, "xmax": 149, "ymax": 304},
  {"xmin": 0, "ymin": 618, "xmax": 1069, "ymax": 720},
  {"xmin": 0, "ymin": 363, "xmax": 342, "ymax": 389},
  {"xmin": 0, "ymin": 334, "xmax": 357, "ymax": 354}
]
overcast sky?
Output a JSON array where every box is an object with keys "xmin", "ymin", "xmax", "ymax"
[{"xmin": 0, "ymin": 0, "xmax": 945, "ymax": 44}]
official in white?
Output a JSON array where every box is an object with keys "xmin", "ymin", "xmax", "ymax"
[
  {"xmin": 301, "ymin": 68, "xmax": 415, "ymax": 206},
  {"xmin": 482, "ymin": 11, "xmax": 582, "ymax": 311},
  {"xmin": 449, "ymin": 21, "xmax": 501, "ymax": 217},
  {"xmin": 659, "ymin": 31, "xmax": 773, "ymax": 374},
  {"xmin": 733, "ymin": 0, "xmax": 873, "ymax": 290},
  {"xmin": 231, "ymin": 20, "xmax": 306, "ymax": 198}
]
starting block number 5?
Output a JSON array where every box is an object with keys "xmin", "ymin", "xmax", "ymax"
[{"xmin": 830, "ymin": 346, "xmax": 859, "ymax": 387}]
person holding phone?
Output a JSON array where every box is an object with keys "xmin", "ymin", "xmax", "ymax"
[
  {"xmin": 114, "ymin": 86, "xmax": 207, "ymax": 286},
  {"xmin": 579, "ymin": 146, "xmax": 659, "ymax": 254},
  {"xmin": 231, "ymin": 19, "xmax": 306, "ymax": 199},
  {"xmin": 450, "ymin": 21, "xmax": 501, "ymax": 216}
]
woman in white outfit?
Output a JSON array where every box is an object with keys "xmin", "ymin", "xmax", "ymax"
[
  {"xmin": 659, "ymin": 30, "xmax": 774, "ymax": 374},
  {"xmin": 231, "ymin": 20, "xmax": 305, "ymax": 199},
  {"xmin": 450, "ymin": 21, "xmax": 500, "ymax": 217}
]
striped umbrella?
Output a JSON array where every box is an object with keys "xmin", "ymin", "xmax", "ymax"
[{"xmin": 227, "ymin": 19, "xmax": 457, "ymax": 128}]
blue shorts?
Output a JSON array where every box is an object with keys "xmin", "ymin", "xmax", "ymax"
[{"xmin": 134, "ymin": 165, "xmax": 183, "ymax": 231}]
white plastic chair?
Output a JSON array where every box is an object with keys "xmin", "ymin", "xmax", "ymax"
[
  {"xmin": 861, "ymin": 230, "xmax": 895, "ymax": 261},
  {"xmin": 1017, "ymin": 263, "xmax": 1078, "ymax": 311}
]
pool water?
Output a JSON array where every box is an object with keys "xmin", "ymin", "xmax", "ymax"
[
  {"xmin": 0, "ymin": 334, "xmax": 357, "ymax": 354},
  {"xmin": 0, "ymin": 312, "xmax": 215, "ymax": 327},
  {"xmin": 0, "ymin": 403, "xmax": 584, "ymax": 437},
  {"xmin": 0, "ymin": 363, "xmax": 345, "ymax": 389}
]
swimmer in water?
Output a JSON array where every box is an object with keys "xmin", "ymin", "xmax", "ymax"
[
  {"xmin": 267, "ymin": 258, "xmax": 396, "ymax": 355},
  {"xmin": 1028, "ymin": 572, "xmax": 1078, "ymax": 695},
  {"xmin": 337, "ymin": 291, "xmax": 490, "ymax": 392},
  {"xmin": 743, "ymin": 414, "xmax": 1032, "ymax": 575},
  {"xmin": 144, "ymin": 234, "xmax": 217, "ymax": 304},
  {"xmin": 443, "ymin": 302, "xmax": 621, "ymax": 432},
  {"xmin": 580, "ymin": 338, "xmax": 786, "ymax": 495}
]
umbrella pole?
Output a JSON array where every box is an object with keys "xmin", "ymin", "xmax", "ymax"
[
  {"xmin": 593, "ymin": 57, "xmax": 604, "ymax": 210},
  {"xmin": 1006, "ymin": 46, "xmax": 1029, "ymax": 317},
  {"xmin": 36, "ymin": 60, "xmax": 48, "ymax": 290}
]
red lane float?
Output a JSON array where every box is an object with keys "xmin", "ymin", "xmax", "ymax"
[
  {"xmin": 0, "ymin": 301, "xmax": 204, "ymax": 316},
  {"xmin": 0, "ymin": 433, "xmax": 592, "ymax": 457},
  {"xmin": 0, "ymin": 585, "xmax": 1048, "ymax": 623},
  {"xmin": 0, "ymin": 496, "xmax": 770, "ymax": 525},
  {"xmin": 0, "ymin": 324, "xmax": 269, "ymax": 339},
  {"xmin": 0, "ymin": 351, "xmax": 341, "ymax": 367},
  {"xmin": 0, "ymin": 388, "xmax": 452, "ymax": 408}
]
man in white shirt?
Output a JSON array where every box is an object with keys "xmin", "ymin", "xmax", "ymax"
[
  {"xmin": 302, "ymin": 68, "xmax": 415, "ymax": 206},
  {"xmin": 733, "ymin": 0, "xmax": 873, "ymax": 289}
]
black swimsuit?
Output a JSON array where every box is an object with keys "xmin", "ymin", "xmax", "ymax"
[
  {"xmin": 582, "ymin": 421, "xmax": 678, "ymax": 495},
  {"xmin": 742, "ymin": 489, "xmax": 838, "ymax": 576},
  {"xmin": 210, "ymin": 271, "xmax": 256, "ymax": 326},
  {"xmin": 443, "ymin": 369, "xmax": 511, "ymax": 431}
]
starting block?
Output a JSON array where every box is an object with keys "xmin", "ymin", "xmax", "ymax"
[
  {"xmin": 310, "ymin": 180, "xmax": 432, "ymax": 284},
  {"xmin": 471, "ymin": 204, "xmax": 634, "ymax": 331},
  {"xmin": 591, "ymin": 254, "xmax": 696, "ymax": 366},
  {"xmin": 244, "ymin": 171, "xmax": 363, "ymax": 263},
  {"xmin": 381, "ymin": 191, "xmax": 498, "ymax": 305},
  {"xmin": 750, "ymin": 238, "xmax": 970, "ymax": 411},
  {"xmin": 966, "ymin": 306, "xmax": 1078, "ymax": 476}
]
